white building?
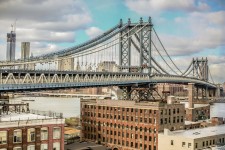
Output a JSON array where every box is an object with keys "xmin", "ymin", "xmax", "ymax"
[
  {"xmin": 159, "ymin": 125, "xmax": 225, "ymax": 150},
  {"xmin": 58, "ymin": 58, "xmax": 74, "ymax": 71},
  {"xmin": 97, "ymin": 61, "xmax": 118, "ymax": 72}
]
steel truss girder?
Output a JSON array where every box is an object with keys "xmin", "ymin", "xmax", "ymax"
[
  {"xmin": 119, "ymin": 27, "xmax": 131, "ymax": 72},
  {"xmin": 119, "ymin": 85, "xmax": 162, "ymax": 102},
  {"xmin": 139, "ymin": 25, "xmax": 151, "ymax": 74},
  {"xmin": 192, "ymin": 58, "xmax": 208, "ymax": 81},
  {"xmin": 0, "ymin": 72, "xmax": 148, "ymax": 85}
]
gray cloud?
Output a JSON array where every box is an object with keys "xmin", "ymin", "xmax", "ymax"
[
  {"xmin": 0, "ymin": 0, "xmax": 92, "ymax": 60},
  {"xmin": 85, "ymin": 27, "xmax": 104, "ymax": 39},
  {"xmin": 124, "ymin": 0, "xmax": 209, "ymax": 16}
]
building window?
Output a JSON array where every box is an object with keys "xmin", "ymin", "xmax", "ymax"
[
  {"xmin": 53, "ymin": 142, "xmax": 60, "ymax": 150},
  {"xmin": 188, "ymin": 143, "xmax": 191, "ymax": 148},
  {"xmin": 0, "ymin": 131, "xmax": 7, "ymax": 144},
  {"xmin": 27, "ymin": 128, "xmax": 35, "ymax": 142},
  {"xmin": 182, "ymin": 142, "xmax": 185, "ymax": 147},
  {"xmin": 181, "ymin": 116, "xmax": 183, "ymax": 122},
  {"xmin": 195, "ymin": 143, "xmax": 198, "ymax": 148},
  {"xmin": 135, "ymin": 143, "xmax": 138, "ymax": 148},
  {"xmin": 41, "ymin": 127, "xmax": 48, "ymax": 140},
  {"xmin": 13, "ymin": 129, "xmax": 22, "ymax": 143},
  {"xmin": 171, "ymin": 140, "xmax": 174, "ymax": 145},
  {"xmin": 41, "ymin": 144, "xmax": 48, "ymax": 150},
  {"xmin": 27, "ymin": 145, "xmax": 35, "ymax": 150},
  {"xmin": 53, "ymin": 127, "xmax": 61, "ymax": 139},
  {"xmin": 173, "ymin": 109, "xmax": 176, "ymax": 114},
  {"xmin": 13, "ymin": 147, "xmax": 22, "ymax": 150}
]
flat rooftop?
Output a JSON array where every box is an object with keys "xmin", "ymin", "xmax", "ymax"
[
  {"xmin": 65, "ymin": 141, "xmax": 107, "ymax": 150},
  {"xmin": 164, "ymin": 124, "xmax": 225, "ymax": 139},
  {"xmin": 181, "ymin": 102, "xmax": 209, "ymax": 109},
  {"xmin": 0, "ymin": 113, "xmax": 51, "ymax": 122},
  {"xmin": 82, "ymin": 99, "xmax": 183, "ymax": 109}
]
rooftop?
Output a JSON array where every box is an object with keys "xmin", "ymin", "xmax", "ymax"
[
  {"xmin": 181, "ymin": 101, "xmax": 209, "ymax": 108},
  {"xmin": 0, "ymin": 113, "xmax": 51, "ymax": 122},
  {"xmin": 163, "ymin": 124, "xmax": 225, "ymax": 139},
  {"xmin": 65, "ymin": 127, "xmax": 80, "ymax": 135},
  {"xmin": 82, "ymin": 99, "xmax": 183, "ymax": 109},
  {"xmin": 0, "ymin": 112, "xmax": 64, "ymax": 128}
]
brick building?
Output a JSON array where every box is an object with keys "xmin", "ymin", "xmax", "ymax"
[
  {"xmin": 80, "ymin": 99, "xmax": 185, "ymax": 150},
  {"xmin": 0, "ymin": 97, "xmax": 65, "ymax": 150},
  {"xmin": 0, "ymin": 113, "xmax": 64, "ymax": 150},
  {"xmin": 156, "ymin": 83, "xmax": 187, "ymax": 97}
]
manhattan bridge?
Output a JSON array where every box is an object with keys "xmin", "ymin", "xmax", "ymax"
[{"xmin": 0, "ymin": 17, "xmax": 221, "ymax": 101}]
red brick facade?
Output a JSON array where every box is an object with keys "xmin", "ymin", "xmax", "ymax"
[
  {"xmin": 81, "ymin": 100, "xmax": 185, "ymax": 150},
  {"xmin": 0, "ymin": 123, "xmax": 64, "ymax": 150}
]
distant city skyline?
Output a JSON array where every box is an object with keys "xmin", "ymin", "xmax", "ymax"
[{"xmin": 0, "ymin": 0, "xmax": 224, "ymax": 82}]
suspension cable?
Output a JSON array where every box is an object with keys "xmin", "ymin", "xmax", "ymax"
[
  {"xmin": 153, "ymin": 28, "xmax": 183, "ymax": 74},
  {"xmin": 208, "ymin": 67, "xmax": 214, "ymax": 83},
  {"xmin": 151, "ymin": 41, "xmax": 179, "ymax": 75},
  {"xmin": 2, "ymin": 22, "xmax": 146, "ymax": 66}
]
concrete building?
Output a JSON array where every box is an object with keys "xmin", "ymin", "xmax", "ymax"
[
  {"xmin": 20, "ymin": 42, "xmax": 35, "ymax": 70},
  {"xmin": 97, "ymin": 61, "xmax": 118, "ymax": 72},
  {"xmin": 156, "ymin": 83, "xmax": 187, "ymax": 97},
  {"xmin": 159, "ymin": 125, "xmax": 225, "ymax": 150},
  {"xmin": 58, "ymin": 58, "xmax": 74, "ymax": 71},
  {"xmin": 21, "ymin": 42, "xmax": 30, "ymax": 60},
  {"xmin": 6, "ymin": 31, "xmax": 16, "ymax": 61},
  {"xmin": 80, "ymin": 99, "xmax": 185, "ymax": 150},
  {"xmin": 185, "ymin": 103, "xmax": 210, "ymax": 122}
]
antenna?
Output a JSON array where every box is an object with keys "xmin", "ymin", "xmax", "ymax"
[
  {"xmin": 11, "ymin": 24, "xmax": 14, "ymax": 32},
  {"xmin": 14, "ymin": 19, "xmax": 17, "ymax": 32}
]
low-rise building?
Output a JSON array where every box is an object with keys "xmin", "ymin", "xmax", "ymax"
[
  {"xmin": 185, "ymin": 103, "xmax": 210, "ymax": 122},
  {"xmin": 80, "ymin": 99, "xmax": 185, "ymax": 150},
  {"xmin": 158, "ymin": 125, "xmax": 225, "ymax": 150},
  {"xmin": 0, "ymin": 97, "xmax": 65, "ymax": 150},
  {"xmin": 0, "ymin": 113, "xmax": 65, "ymax": 150}
]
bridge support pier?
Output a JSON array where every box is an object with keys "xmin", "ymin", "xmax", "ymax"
[
  {"xmin": 188, "ymin": 83, "xmax": 194, "ymax": 108},
  {"xmin": 194, "ymin": 86, "xmax": 199, "ymax": 100},
  {"xmin": 216, "ymin": 84, "xmax": 221, "ymax": 98},
  {"xmin": 201, "ymin": 87, "xmax": 209, "ymax": 100}
]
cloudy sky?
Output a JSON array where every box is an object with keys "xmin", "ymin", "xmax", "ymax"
[{"xmin": 0, "ymin": 0, "xmax": 224, "ymax": 83}]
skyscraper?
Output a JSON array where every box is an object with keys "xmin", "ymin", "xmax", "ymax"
[
  {"xmin": 21, "ymin": 42, "xmax": 30, "ymax": 60},
  {"xmin": 6, "ymin": 31, "xmax": 16, "ymax": 61},
  {"xmin": 20, "ymin": 42, "xmax": 35, "ymax": 70}
]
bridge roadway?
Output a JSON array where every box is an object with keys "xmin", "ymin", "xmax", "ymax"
[{"xmin": 0, "ymin": 69, "xmax": 216, "ymax": 92}]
